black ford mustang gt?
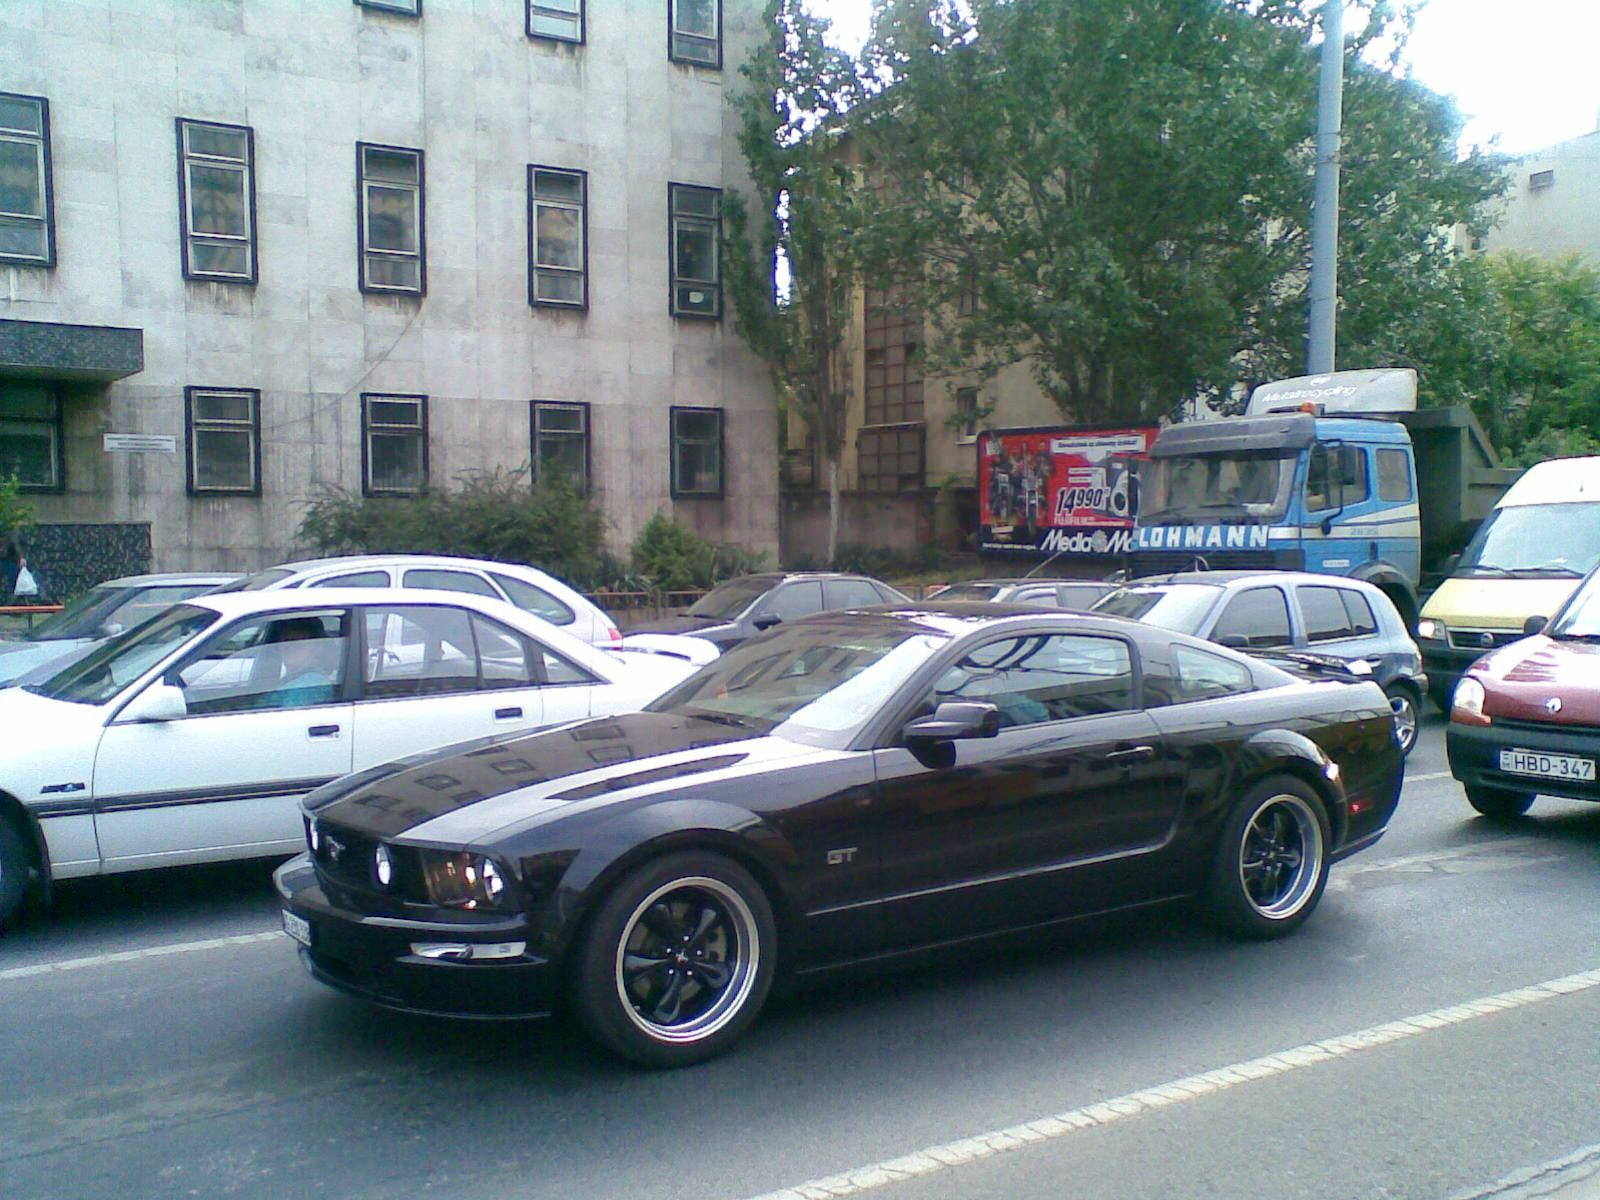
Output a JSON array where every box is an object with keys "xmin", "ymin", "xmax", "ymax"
[{"xmin": 276, "ymin": 605, "xmax": 1403, "ymax": 1066}]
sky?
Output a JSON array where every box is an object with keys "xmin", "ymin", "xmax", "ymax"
[{"xmin": 804, "ymin": 0, "xmax": 1600, "ymax": 156}]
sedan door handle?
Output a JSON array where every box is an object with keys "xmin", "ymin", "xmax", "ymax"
[
  {"xmin": 494, "ymin": 707, "xmax": 523, "ymax": 720},
  {"xmin": 308, "ymin": 724, "xmax": 342, "ymax": 739},
  {"xmin": 1105, "ymin": 744, "xmax": 1155, "ymax": 762}
]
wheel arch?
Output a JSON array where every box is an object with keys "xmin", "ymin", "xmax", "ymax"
[
  {"xmin": 1233, "ymin": 730, "xmax": 1347, "ymax": 850},
  {"xmin": 1351, "ymin": 563, "xmax": 1419, "ymax": 631},
  {"xmin": 0, "ymin": 788, "xmax": 52, "ymax": 909}
]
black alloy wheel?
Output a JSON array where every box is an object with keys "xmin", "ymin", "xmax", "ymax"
[
  {"xmin": 1384, "ymin": 682, "xmax": 1420, "ymax": 758},
  {"xmin": 0, "ymin": 817, "xmax": 30, "ymax": 929},
  {"xmin": 572, "ymin": 851, "xmax": 776, "ymax": 1068},
  {"xmin": 1466, "ymin": 785, "xmax": 1535, "ymax": 821},
  {"xmin": 1206, "ymin": 775, "xmax": 1331, "ymax": 939}
]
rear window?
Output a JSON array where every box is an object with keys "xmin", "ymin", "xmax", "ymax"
[
  {"xmin": 825, "ymin": 579, "xmax": 886, "ymax": 610},
  {"xmin": 1341, "ymin": 589, "xmax": 1379, "ymax": 636},
  {"xmin": 1300, "ymin": 586, "xmax": 1356, "ymax": 642}
]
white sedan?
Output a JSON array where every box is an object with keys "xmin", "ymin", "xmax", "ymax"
[{"xmin": 0, "ymin": 589, "xmax": 705, "ymax": 926}]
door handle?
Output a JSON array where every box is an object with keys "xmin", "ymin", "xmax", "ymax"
[
  {"xmin": 494, "ymin": 706, "xmax": 523, "ymax": 720},
  {"xmin": 308, "ymin": 724, "xmax": 341, "ymax": 738},
  {"xmin": 1105, "ymin": 744, "xmax": 1155, "ymax": 762}
]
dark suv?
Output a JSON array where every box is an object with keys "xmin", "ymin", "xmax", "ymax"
[{"xmin": 631, "ymin": 572, "xmax": 909, "ymax": 650}]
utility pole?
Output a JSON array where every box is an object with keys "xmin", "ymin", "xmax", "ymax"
[{"xmin": 1308, "ymin": 0, "xmax": 1344, "ymax": 374}]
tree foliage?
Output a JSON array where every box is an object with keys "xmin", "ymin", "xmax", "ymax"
[
  {"xmin": 0, "ymin": 476, "xmax": 33, "ymax": 542},
  {"xmin": 629, "ymin": 511, "xmax": 768, "ymax": 592}
]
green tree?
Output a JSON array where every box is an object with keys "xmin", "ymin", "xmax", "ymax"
[
  {"xmin": 725, "ymin": 0, "xmax": 865, "ymax": 565},
  {"xmin": 0, "ymin": 476, "xmax": 32, "ymax": 545}
]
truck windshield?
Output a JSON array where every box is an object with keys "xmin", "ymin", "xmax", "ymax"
[
  {"xmin": 1454, "ymin": 502, "xmax": 1600, "ymax": 578},
  {"xmin": 1139, "ymin": 453, "xmax": 1293, "ymax": 522}
]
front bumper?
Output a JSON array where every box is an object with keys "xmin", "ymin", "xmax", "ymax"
[
  {"xmin": 1445, "ymin": 720, "xmax": 1600, "ymax": 804},
  {"xmin": 274, "ymin": 855, "xmax": 557, "ymax": 1020}
]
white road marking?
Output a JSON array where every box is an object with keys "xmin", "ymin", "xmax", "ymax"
[
  {"xmin": 1406, "ymin": 770, "xmax": 1452, "ymax": 782},
  {"xmin": 740, "ymin": 967, "xmax": 1600, "ymax": 1200},
  {"xmin": 0, "ymin": 931, "xmax": 282, "ymax": 983}
]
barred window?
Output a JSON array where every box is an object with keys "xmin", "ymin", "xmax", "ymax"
[
  {"xmin": 186, "ymin": 387, "xmax": 260, "ymax": 496},
  {"xmin": 177, "ymin": 119, "xmax": 256, "ymax": 282},
  {"xmin": 0, "ymin": 92, "xmax": 54, "ymax": 266},
  {"xmin": 669, "ymin": 183, "xmax": 720, "ymax": 318},
  {"xmin": 0, "ymin": 383, "xmax": 62, "ymax": 491},
  {"xmin": 528, "ymin": 167, "xmax": 587, "ymax": 308},
  {"xmin": 362, "ymin": 394, "xmax": 428, "ymax": 496},
  {"xmin": 358, "ymin": 143, "xmax": 425, "ymax": 294},
  {"xmin": 671, "ymin": 406, "xmax": 723, "ymax": 497},
  {"xmin": 531, "ymin": 401, "xmax": 589, "ymax": 490},
  {"xmin": 669, "ymin": 0, "xmax": 720, "ymax": 66}
]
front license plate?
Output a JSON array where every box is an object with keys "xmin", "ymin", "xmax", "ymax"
[
  {"xmin": 281, "ymin": 909, "xmax": 312, "ymax": 947},
  {"xmin": 1498, "ymin": 748, "xmax": 1596, "ymax": 782}
]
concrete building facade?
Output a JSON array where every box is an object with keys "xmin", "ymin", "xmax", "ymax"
[
  {"xmin": 0, "ymin": 0, "xmax": 777, "ymax": 577},
  {"xmin": 1477, "ymin": 126, "xmax": 1600, "ymax": 263}
]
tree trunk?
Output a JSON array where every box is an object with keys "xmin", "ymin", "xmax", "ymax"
[{"xmin": 826, "ymin": 456, "xmax": 841, "ymax": 567}]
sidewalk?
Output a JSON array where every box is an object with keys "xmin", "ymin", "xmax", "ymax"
[{"xmin": 1457, "ymin": 1145, "xmax": 1600, "ymax": 1200}]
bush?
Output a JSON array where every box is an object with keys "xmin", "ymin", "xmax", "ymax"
[
  {"xmin": 630, "ymin": 511, "xmax": 767, "ymax": 592},
  {"xmin": 0, "ymin": 476, "xmax": 32, "ymax": 543},
  {"xmin": 296, "ymin": 466, "xmax": 617, "ymax": 589}
]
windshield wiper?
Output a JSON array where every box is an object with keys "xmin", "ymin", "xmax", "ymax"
[
  {"xmin": 684, "ymin": 710, "xmax": 758, "ymax": 730},
  {"xmin": 1457, "ymin": 563, "xmax": 1514, "ymax": 576},
  {"xmin": 1550, "ymin": 631, "xmax": 1600, "ymax": 642},
  {"xmin": 1509, "ymin": 564, "xmax": 1584, "ymax": 577}
]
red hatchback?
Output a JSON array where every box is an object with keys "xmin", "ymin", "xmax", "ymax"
[{"xmin": 1446, "ymin": 564, "xmax": 1600, "ymax": 819}]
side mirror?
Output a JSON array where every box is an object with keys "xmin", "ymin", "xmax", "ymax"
[
  {"xmin": 903, "ymin": 701, "xmax": 1000, "ymax": 743},
  {"xmin": 97, "ymin": 622, "xmax": 124, "ymax": 639},
  {"xmin": 1523, "ymin": 614, "xmax": 1548, "ymax": 636},
  {"xmin": 1443, "ymin": 553, "xmax": 1461, "ymax": 577},
  {"xmin": 118, "ymin": 682, "xmax": 188, "ymax": 723},
  {"xmin": 752, "ymin": 615, "xmax": 782, "ymax": 632}
]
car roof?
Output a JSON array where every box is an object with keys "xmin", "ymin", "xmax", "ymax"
[
  {"xmin": 97, "ymin": 572, "xmax": 241, "ymax": 588},
  {"xmin": 808, "ymin": 601, "xmax": 1149, "ymax": 639},
  {"xmin": 258, "ymin": 554, "xmax": 558, "ymax": 576},
  {"xmin": 1119, "ymin": 570, "xmax": 1381, "ymax": 593},
  {"xmin": 722, "ymin": 571, "xmax": 892, "ymax": 584}
]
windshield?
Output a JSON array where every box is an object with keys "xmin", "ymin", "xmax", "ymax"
[
  {"xmin": 1140, "ymin": 452, "xmax": 1294, "ymax": 522},
  {"xmin": 24, "ymin": 581, "xmax": 220, "ymax": 642},
  {"xmin": 27, "ymin": 604, "xmax": 219, "ymax": 704},
  {"xmin": 936, "ymin": 583, "xmax": 1003, "ymax": 602},
  {"xmin": 648, "ymin": 617, "xmax": 951, "ymax": 747},
  {"xmin": 1547, "ymin": 569, "xmax": 1600, "ymax": 639},
  {"xmin": 686, "ymin": 577, "xmax": 772, "ymax": 620},
  {"xmin": 1454, "ymin": 502, "xmax": 1600, "ymax": 578},
  {"xmin": 1091, "ymin": 584, "xmax": 1220, "ymax": 634},
  {"xmin": 18, "ymin": 584, "xmax": 124, "ymax": 641},
  {"xmin": 210, "ymin": 568, "xmax": 297, "ymax": 592}
]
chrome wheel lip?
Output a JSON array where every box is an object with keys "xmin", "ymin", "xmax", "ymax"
[
  {"xmin": 1237, "ymin": 793, "xmax": 1324, "ymax": 920},
  {"xmin": 614, "ymin": 875, "xmax": 761, "ymax": 1045}
]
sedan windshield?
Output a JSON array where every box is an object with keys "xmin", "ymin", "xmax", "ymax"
[
  {"xmin": 27, "ymin": 604, "xmax": 219, "ymax": 704},
  {"xmin": 1140, "ymin": 452, "xmax": 1294, "ymax": 522},
  {"xmin": 16, "ymin": 584, "xmax": 126, "ymax": 641},
  {"xmin": 1092, "ymin": 584, "xmax": 1220, "ymax": 634},
  {"xmin": 211, "ymin": 568, "xmax": 297, "ymax": 592},
  {"xmin": 1455, "ymin": 502, "xmax": 1600, "ymax": 577},
  {"xmin": 934, "ymin": 583, "xmax": 1003, "ymax": 602},
  {"xmin": 685, "ymin": 577, "xmax": 772, "ymax": 620},
  {"xmin": 649, "ymin": 617, "xmax": 951, "ymax": 747}
]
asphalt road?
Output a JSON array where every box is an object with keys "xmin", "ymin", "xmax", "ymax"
[{"xmin": 4, "ymin": 712, "xmax": 1599, "ymax": 1200}]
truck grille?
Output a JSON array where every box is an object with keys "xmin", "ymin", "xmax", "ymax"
[{"xmin": 1446, "ymin": 628, "xmax": 1523, "ymax": 652}]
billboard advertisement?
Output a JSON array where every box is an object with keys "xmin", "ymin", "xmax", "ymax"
[{"xmin": 977, "ymin": 425, "xmax": 1157, "ymax": 557}]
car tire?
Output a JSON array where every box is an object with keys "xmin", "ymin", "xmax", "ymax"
[
  {"xmin": 0, "ymin": 816, "xmax": 31, "ymax": 929},
  {"xmin": 1383, "ymin": 682, "xmax": 1421, "ymax": 758},
  {"xmin": 1205, "ymin": 776, "xmax": 1330, "ymax": 940},
  {"xmin": 571, "ymin": 850, "xmax": 777, "ymax": 1068},
  {"xmin": 1466, "ymin": 786, "xmax": 1534, "ymax": 822}
]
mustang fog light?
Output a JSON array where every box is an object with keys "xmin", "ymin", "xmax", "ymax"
[
  {"xmin": 410, "ymin": 941, "xmax": 526, "ymax": 961},
  {"xmin": 374, "ymin": 843, "xmax": 394, "ymax": 887},
  {"xmin": 1451, "ymin": 677, "xmax": 1490, "ymax": 726}
]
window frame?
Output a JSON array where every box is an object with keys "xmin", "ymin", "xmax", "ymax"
[
  {"xmin": 184, "ymin": 386, "xmax": 262, "ymax": 498},
  {"xmin": 530, "ymin": 400, "xmax": 591, "ymax": 491},
  {"xmin": 0, "ymin": 383, "xmax": 64, "ymax": 493},
  {"xmin": 527, "ymin": 165, "xmax": 588, "ymax": 310},
  {"xmin": 0, "ymin": 91, "xmax": 56, "ymax": 268},
  {"xmin": 356, "ymin": 142, "xmax": 426, "ymax": 296},
  {"xmin": 670, "ymin": 405, "xmax": 725, "ymax": 499},
  {"xmin": 527, "ymin": 0, "xmax": 584, "ymax": 44},
  {"xmin": 354, "ymin": 0, "xmax": 421, "ymax": 16},
  {"xmin": 917, "ymin": 630, "xmax": 1138, "ymax": 730},
  {"xmin": 668, "ymin": 182, "xmax": 722, "ymax": 319},
  {"xmin": 1298, "ymin": 585, "xmax": 1358, "ymax": 644},
  {"xmin": 1375, "ymin": 447, "xmax": 1413, "ymax": 502},
  {"xmin": 360, "ymin": 393, "xmax": 429, "ymax": 497},
  {"xmin": 954, "ymin": 387, "xmax": 980, "ymax": 444},
  {"xmin": 668, "ymin": 0, "xmax": 722, "ymax": 68},
  {"xmin": 174, "ymin": 118, "xmax": 258, "ymax": 284}
]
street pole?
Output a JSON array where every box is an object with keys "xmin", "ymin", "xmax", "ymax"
[{"xmin": 1308, "ymin": 0, "xmax": 1344, "ymax": 374}]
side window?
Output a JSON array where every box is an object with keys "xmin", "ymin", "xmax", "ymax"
[
  {"xmin": 363, "ymin": 605, "xmax": 479, "ymax": 699},
  {"xmin": 824, "ymin": 579, "xmax": 884, "ymax": 611},
  {"xmin": 919, "ymin": 633, "xmax": 1134, "ymax": 729},
  {"xmin": 1056, "ymin": 584, "xmax": 1108, "ymax": 609},
  {"xmin": 174, "ymin": 612, "xmax": 347, "ymax": 714},
  {"xmin": 541, "ymin": 646, "xmax": 597, "ymax": 685},
  {"xmin": 470, "ymin": 614, "xmax": 540, "ymax": 690},
  {"xmin": 489, "ymin": 571, "xmax": 575, "ymax": 626},
  {"xmin": 1342, "ymin": 445, "xmax": 1369, "ymax": 503},
  {"xmin": 1210, "ymin": 588, "xmax": 1292, "ymax": 649},
  {"xmin": 763, "ymin": 581, "xmax": 824, "ymax": 622},
  {"xmin": 1376, "ymin": 448, "xmax": 1413, "ymax": 501},
  {"xmin": 310, "ymin": 570, "xmax": 390, "ymax": 589},
  {"xmin": 1300, "ymin": 586, "xmax": 1355, "ymax": 642},
  {"xmin": 1341, "ymin": 589, "xmax": 1379, "ymax": 636},
  {"xmin": 1304, "ymin": 444, "xmax": 1366, "ymax": 511},
  {"xmin": 1170, "ymin": 644, "xmax": 1254, "ymax": 703},
  {"xmin": 401, "ymin": 568, "xmax": 500, "ymax": 599}
]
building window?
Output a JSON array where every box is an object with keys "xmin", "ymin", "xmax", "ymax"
[
  {"xmin": 670, "ymin": 406, "xmax": 723, "ymax": 497},
  {"xmin": 669, "ymin": 183, "xmax": 720, "ymax": 318},
  {"xmin": 0, "ymin": 383, "xmax": 62, "ymax": 491},
  {"xmin": 528, "ymin": 166, "xmax": 587, "ymax": 308},
  {"xmin": 528, "ymin": 0, "xmax": 582, "ymax": 42},
  {"xmin": 1528, "ymin": 169, "xmax": 1555, "ymax": 191},
  {"xmin": 954, "ymin": 387, "xmax": 979, "ymax": 444},
  {"xmin": 857, "ymin": 423, "xmax": 924, "ymax": 494},
  {"xmin": 669, "ymin": 0, "xmax": 720, "ymax": 66},
  {"xmin": 176, "ymin": 119, "xmax": 256, "ymax": 283},
  {"xmin": 0, "ymin": 92, "xmax": 54, "ymax": 267},
  {"xmin": 355, "ymin": 0, "xmax": 420, "ymax": 15},
  {"xmin": 531, "ymin": 401, "xmax": 589, "ymax": 490},
  {"xmin": 358, "ymin": 143, "xmax": 425, "ymax": 294},
  {"xmin": 362, "ymin": 394, "xmax": 428, "ymax": 496},
  {"xmin": 185, "ymin": 387, "xmax": 260, "ymax": 496}
]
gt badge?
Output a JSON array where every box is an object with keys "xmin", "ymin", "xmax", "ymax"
[{"xmin": 826, "ymin": 847, "xmax": 858, "ymax": 866}]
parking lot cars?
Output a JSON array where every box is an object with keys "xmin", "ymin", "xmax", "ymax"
[
  {"xmin": 277, "ymin": 603, "xmax": 1403, "ymax": 1067},
  {"xmin": 0, "ymin": 572, "xmax": 238, "ymax": 686},
  {"xmin": 627, "ymin": 571, "xmax": 910, "ymax": 649},
  {"xmin": 1093, "ymin": 571, "xmax": 1427, "ymax": 755},
  {"xmin": 0, "ymin": 589, "xmax": 704, "ymax": 927},
  {"xmin": 1447, "ymin": 562, "xmax": 1600, "ymax": 820},
  {"xmin": 218, "ymin": 555, "xmax": 624, "ymax": 648},
  {"xmin": 928, "ymin": 578, "xmax": 1117, "ymax": 608}
]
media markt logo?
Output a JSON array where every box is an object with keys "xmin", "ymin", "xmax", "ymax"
[{"xmin": 1038, "ymin": 527, "xmax": 1132, "ymax": 555}]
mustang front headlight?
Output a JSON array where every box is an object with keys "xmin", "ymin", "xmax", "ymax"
[{"xmin": 420, "ymin": 850, "xmax": 511, "ymax": 909}]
